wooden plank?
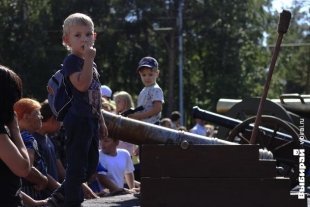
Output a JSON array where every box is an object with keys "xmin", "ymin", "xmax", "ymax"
[
  {"xmin": 141, "ymin": 177, "xmax": 306, "ymax": 207},
  {"xmin": 141, "ymin": 144, "xmax": 276, "ymax": 178}
]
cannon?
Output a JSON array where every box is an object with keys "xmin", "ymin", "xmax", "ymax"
[
  {"xmin": 103, "ymin": 109, "xmax": 235, "ymax": 146},
  {"xmin": 102, "ymin": 110, "xmax": 306, "ymax": 207},
  {"xmin": 192, "ymin": 106, "xmax": 309, "ymax": 187},
  {"xmin": 217, "ymin": 94, "xmax": 310, "ymax": 117},
  {"xmin": 216, "ymin": 94, "xmax": 310, "ymax": 139},
  {"xmin": 192, "ymin": 106, "xmax": 309, "ymax": 146}
]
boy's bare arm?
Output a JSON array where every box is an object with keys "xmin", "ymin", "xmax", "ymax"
[
  {"xmin": 69, "ymin": 43, "xmax": 96, "ymax": 92},
  {"xmin": 46, "ymin": 174, "xmax": 61, "ymax": 190},
  {"xmin": 24, "ymin": 167, "xmax": 48, "ymax": 191},
  {"xmin": 23, "ymin": 149, "xmax": 48, "ymax": 190},
  {"xmin": 82, "ymin": 182, "xmax": 99, "ymax": 199},
  {"xmin": 97, "ymin": 174, "xmax": 123, "ymax": 193},
  {"xmin": 129, "ymin": 101, "xmax": 162, "ymax": 120},
  {"xmin": 20, "ymin": 191, "xmax": 47, "ymax": 206},
  {"xmin": 124, "ymin": 172, "xmax": 135, "ymax": 189}
]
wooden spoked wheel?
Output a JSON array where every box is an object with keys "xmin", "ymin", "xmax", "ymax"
[{"xmin": 227, "ymin": 115, "xmax": 300, "ymax": 187}]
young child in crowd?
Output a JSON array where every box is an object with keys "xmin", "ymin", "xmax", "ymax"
[
  {"xmin": 100, "ymin": 85, "xmax": 116, "ymax": 112},
  {"xmin": 170, "ymin": 111, "xmax": 181, "ymax": 129},
  {"xmin": 159, "ymin": 117, "xmax": 173, "ymax": 128},
  {"xmin": 14, "ymin": 98, "xmax": 60, "ymax": 201},
  {"xmin": 96, "ymin": 136, "xmax": 140, "ymax": 195},
  {"xmin": 113, "ymin": 91, "xmax": 139, "ymax": 157},
  {"xmin": 190, "ymin": 118, "xmax": 208, "ymax": 136},
  {"xmin": 113, "ymin": 91, "xmax": 140, "ymax": 180},
  {"xmin": 100, "ymin": 85, "xmax": 113, "ymax": 101},
  {"xmin": 129, "ymin": 56, "xmax": 164, "ymax": 125},
  {"xmin": 127, "ymin": 57, "xmax": 164, "ymax": 179},
  {"xmin": 33, "ymin": 100, "xmax": 64, "ymax": 182},
  {"xmin": 37, "ymin": 100, "xmax": 99, "ymax": 201},
  {"xmin": 48, "ymin": 13, "xmax": 108, "ymax": 207}
]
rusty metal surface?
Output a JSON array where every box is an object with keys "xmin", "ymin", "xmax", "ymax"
[{"xmin": 102, "ymin": 110, "xmax": 235, "ymax": 146}]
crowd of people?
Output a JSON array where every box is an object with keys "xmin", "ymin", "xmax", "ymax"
[{"xmin": 0, "ymin": 12, "xmax": 215, "ymax": 207}]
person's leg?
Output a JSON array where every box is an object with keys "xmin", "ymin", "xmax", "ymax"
[
  {"xmin": 63, "ymin": 114, "xmax": 94, "ymax": 206},
  {"xmin": 86, "ymin": 118, "xmax": 99, "ymax": 181}
]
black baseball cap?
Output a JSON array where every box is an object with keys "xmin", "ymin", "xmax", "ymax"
[{"xmin": 137, "ymin": 56, "xmax": 158, "ymax": 71}]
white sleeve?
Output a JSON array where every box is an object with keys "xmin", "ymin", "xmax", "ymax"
[
  {"xmin": 152, "ymin": 87, "xmax": 164, "ymax": 103},
  {"xmin": 98, "ymin": 151, "xmax": 108, "ymax": 175}
]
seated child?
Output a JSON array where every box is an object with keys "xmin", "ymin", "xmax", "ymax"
[{"xmin": 95, "ymin": 136, "xmax": 140, "ymax": 195}]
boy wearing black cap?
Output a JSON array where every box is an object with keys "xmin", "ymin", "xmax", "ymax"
[{"xmin": 129, "ymin": 56, "xmax": 164, "ymax": 125}]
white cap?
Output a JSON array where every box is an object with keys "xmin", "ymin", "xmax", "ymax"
[{"xmin": 100, "ymin": 85, "xmax": 112, "ymax": 98}]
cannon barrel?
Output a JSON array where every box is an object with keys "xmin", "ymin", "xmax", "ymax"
[
  {"xmin": 193, "ymin": 106, "xmax": 242, "ymax": 129},
  {"xmin": 102, "ymin": 110, "xmax": 236, "ymax": 146},
  {"xmin": 192, "ymin": 106, "xmax": 310, "ymax": 147},
  {"xmin": 217, "ymin": 94, "xmax": 310, "ymax": 115}
]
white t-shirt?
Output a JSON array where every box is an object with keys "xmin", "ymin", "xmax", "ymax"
[
  {"xmin": 98, "ymin": 148, "xmax": 135, "ymax": 188},
  {"xmin": 190, "ymin": 123, "xmax": 208, "ymax": 136},
  {"xmin": 137, "ymin": 83, "xmax": 164, "ymax": 124}
]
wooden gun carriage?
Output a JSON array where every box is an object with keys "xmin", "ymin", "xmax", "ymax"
[{"xmin": 102, "ymin": 110, "xmax": 307, "ymax": 207}]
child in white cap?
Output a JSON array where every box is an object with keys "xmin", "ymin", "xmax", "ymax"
[{"xmin": 100, "ymin": 85, "xmax": 112, "ymax": 100}]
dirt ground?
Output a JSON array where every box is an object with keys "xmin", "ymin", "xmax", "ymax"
[
  {"xmin": 82, "ymin": 194, "xmax": 140, "ymax": 207},
  {"xmin": 82, "ymin": 194, "xmax": 310, "ymax": 207}
]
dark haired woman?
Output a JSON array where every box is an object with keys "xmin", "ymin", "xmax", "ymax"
[{"xmin": 0, "ymin": 65, "xmax": 31, "ymax": 206}]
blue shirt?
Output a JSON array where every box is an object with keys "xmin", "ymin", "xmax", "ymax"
[
  {"xmin": 21, "ymin": 130, "xmax": 47, "ymax": 175},
  {"xmin": 63, "ymin": 54, "xmax": 102, "ymax": 118},
  {"xmin": 33, "ymin": 132, "xmax": 59, "ymax": 181}
]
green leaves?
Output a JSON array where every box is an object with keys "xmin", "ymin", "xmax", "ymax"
[{"xmin": 0, "ymin": 0, "xmax": 307, "ymax": 126}]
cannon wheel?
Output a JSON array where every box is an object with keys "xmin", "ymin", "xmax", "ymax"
[
  {"xmin": 227, "ymin": 115, "xmax": 299, "ymax": 144},
  {"xmin": 217, "ymin": 97, "xmax": 293, "ymax": 140},
  {"xmin": 227, "ymin": 115, "xmax": 300, "ymax": 186}
]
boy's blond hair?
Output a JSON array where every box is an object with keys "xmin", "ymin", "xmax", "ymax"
[{"xmin": 62, "ymin": 13, "xmax": 94, "ymax": 50}]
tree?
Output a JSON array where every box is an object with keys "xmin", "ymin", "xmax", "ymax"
[
  {"xmin": 0, "ymin": 0, "xmax": 57, "ymax": 98},
  {"xmin": 181, "ymin": 0, "xmax": 271, "ymax": 124},
  {"xmin": 264, "ymin": 2, "xmax": 310, "ymax": 96},
  {"xmin": 1, "ymin": 0, "xmax": 307, "ymax": 128}
]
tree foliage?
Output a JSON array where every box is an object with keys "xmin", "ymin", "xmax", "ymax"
[
  {"xmin": 0, "ymin": 0, "xmax": 308, "ymax": 127},
  {"xmin": 265, "ymin": 3, "xmax": 310, "ymax": 95}
]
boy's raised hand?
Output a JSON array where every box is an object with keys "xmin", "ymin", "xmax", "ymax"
[{"xmin": 83, "ymin": 41, "xmax": 96, "ymax": 60}]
